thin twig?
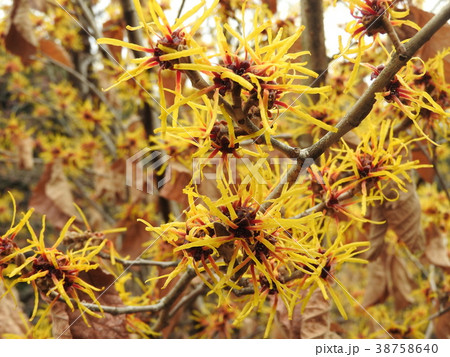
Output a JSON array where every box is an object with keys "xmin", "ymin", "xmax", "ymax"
[
  {"xmin": 301, "ymin": 2, "xmax": 450, "ymax": 162},
  {"xmin": 381, "ymin": 15, "xmax": 407, "ymax": 59},
  {"xmin": 51, "ymin": 268, "xmax": 197, "ymax": 317},
  {"xmin": 290, "ymin": 189, "xmax": 355, "ymax": 219},
  {"xmin": 259, "ymin": 3, "xmax": 450, "ymax": 209},
  {"xmin": 153, "ymin": 267, "xmax": 197, "ymax": 332},
  {"xmin": 176, "ymin": 0, "xmax": 187, "ymax": 19},
  {"xmin": 168, "ymin": 283, "xmax": 207, "ymax": 319},
  {"xmin": 428, "ymin": 304, "xmax": 450, "ymax": 321},
  {"xmin": 98, "ymin": 251, "xmax": 179, "ymax": 268},
  {"xmin": 179, "ymin": 56, "xmax": 299, "ymax": 158}
]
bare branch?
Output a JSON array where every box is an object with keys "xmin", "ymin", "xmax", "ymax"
[
  {"xmin": 260, "ymin": 3, "xmax": 450, "ymax": 210},
  {"xmin": 381, "ymin": 15, "xmax": 407, "ymax": 58},
  {"xmin": 98, "ymin": 251, "xmax": 179, "ymax": 268},
  {"xmin": 153, "ymin": 268, "xmax": 197, "ymax": 331},
  {"xmin": 300, "ymin": 2, "xmax": 450, "ymax": 162}
]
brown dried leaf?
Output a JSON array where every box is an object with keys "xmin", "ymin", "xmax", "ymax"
[
  {"xmin": 363, "ymin": 250, "xmax": 415, "ymax": 309},
  {"xmin": 29, "ymin": 158, "xmax": 78, "ymax": 229},
  {"xmin": 362, "ymin": 255, "xmax": 389, "ymax": 307},
  {"xmin": 52, "ymin": 268, "xmax": 129, "ymax": 339},
  {"xmin": 0, "ymin": 285, "xmax": 29, "ymax": 338},
  {"xmin": 300, "ymin": 288, "xmax": 332, "ymax": 339},
  {"xmin": 102, "ymin": 19, "xmax": 125, "ymax": 62},
  {"xmin": 367, "ymin": 179, "xmax": 424, "ymax": 260},
  {"xmin": 118, "ymin": 214, "xmax": 151, "ymax": 259},
  {"xmin": 435, "ymin": 301, "xmax": 450, "ymax": 339},
  {"xmin": 5, "ymin": 0, "xmax": 38, "ymax": 64},
  {"xmin": 397, "ymin": 5, "xmax": 450, "ymax": 82},
  {"xmin": 94, "ymin": 155, "xmax": 127, "ymax": 203},
  {"xmin": 39, "ymin": 38, "xmax": 74, "ymax": 68},
  {"xmin": 342, "ymin": 131, "xmax": 361, "ymax": 150},
  {"xmin": 421, "ymin": 223, "xmax": 450, "ymax": 270},
  {"xmin": 159, "ymin": 161, "xmax": 191, "ymax": 205},
  {"xmin": 274, "ymin": 288, "xmax": 333, "ymax": 339},
  {"xmin": 389, "ymin": 253, "xmax": 415, "ymax": 309},
  {"xmin": 274, "ymin": 299, "xmax": 301, "ymax": 338},
  {"xmin": 30, "ymin": 0, "xmax": 47, "ymax": 12},
  {"xmin": 51, "ymin": 301, "xmax": 72, "ymax": 339},
  {"xmin": 411, "ymin": 148, "xmax": 434, "ymax": 183}
]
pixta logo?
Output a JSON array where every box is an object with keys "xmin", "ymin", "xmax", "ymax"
[{"xmin": 126, "ymin": 148, "xmax": 171, "ymax": 194}]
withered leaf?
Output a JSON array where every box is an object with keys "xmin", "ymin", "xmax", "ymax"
[
  {"xmin": 5, "ymin": 0, "xmax": 38, "ymax": 64},
  {"xmin": 397, "ymin": 5, "xmax": 450, "ymax": 82},
  {"xmin": 159, "ymin": 161, "xmax": 191, "ymax": 205},
  {"xmin": 117, "ymin": 214, "xmax": 151, "ymax": 259},
  {"xmin": 411, "ymin": 147, "xmax": 434, "ymax": 183},
  {"xmin": 0, "ymin": 285, "xmax": 29, "ymax": 337},
  {"xmin": 300, "ymin": 288, "xmax": 333, "ymax": 339},
  {"xmin": 435, "ymin": 300, "xmax": 450, "ymax": 339},
  {"xmin": 274, "ymin": 288, "xmax": 335, "ymax": 339},
  {"xmin": 39, "ymin": 38, "xmax": 74, "ymax": 69},
  {"xmin": 93, "ymin": 155, "xmax": 128, "ymax": 203},
  {"xmin": 51, "ymin": 268, "xmax": 129, "ymax": 339},
  {"xmin": 102, "ymin": 19, "xmax": 125, "ymax": 62},
  {"xmin": 51, "ymin": 301, "xmax": 72, "ymax": 339},
  {"xmin": 29, "ymin": 158, "xmax": 78, "ymax": 229},
  {"xmin": 363, "ymin": 249, "xmax": 415, "ymax": 309},
  {"xmin": 367, "ymin": 179, "xmax": 424, "ymax": 260},
  {"xmin": 362, "ymin": 256, "xmax": 389, "ymax": 308},
  {"xmin": 421, "ymin": 223, "xmax": 450, "ymax": 270}
]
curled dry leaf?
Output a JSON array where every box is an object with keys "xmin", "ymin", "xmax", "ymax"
[
  {"xmin": 116, "ymin": 213, "xmax": 151, "ymax": 259},
  {"xmin": 29, "ymin": 158, "xmax": 78, "ymax": 229},
  {"xmin": 421, "ymin": 222, "xmax": 450, "ymax": 270},
  {"xmin": 102, "ymin": 19, "xmax": 125, "ymax": 62},
  {"xmin": 51, "ymin": 268, "xmax": 129, "ymax": 339},
  {"xmin": 363, "ymin": 248, "xmax": 415, "ymax": 309},
  {"xmin": 159, "ymin": 161, "xmax": 191, "ymax": 205},
  {"xmin": 5, "ymin": 0, "xmax": 38, "ymax": 64},
  {"xmin": 435, "ymin": 300, "xmax": 450, "ymax": 339},
  {"xmin": 0, "ymin": 285, "xmax": 29, "ymax": 338},
  {"xmin": 39, "ymin": 38, "xmax": 74, "ymax": 69},
  {"xmin": 397, "ymin": 5, "xmax": 450, "ymax": 81},
  {"xmin": 275, "ymin": 288, "xmax": 336, "ymax": 339},
  {"xmin": 367, "ymin": 179, "xmax": 424, "ymax": 260},
  {"xmin": 93, "ymin": 154, "xmax": 127, "ymax": 203}
]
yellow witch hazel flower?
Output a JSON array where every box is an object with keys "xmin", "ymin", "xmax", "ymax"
[
  {"xmin": 331, "ymin": 119, "xmax": 431, "ymax": 216},
  {"xmin": 4, "ymin": 212, "xmax": 108, "ymax": 325},
  {"xmin": 140, "ymin": 163, "xmax": 368, "ymax": 337},
  {"xmin": 367, "ymin": 61, "xmax": 448, "ymax": 144},
  {"xmin": 173, "ymin": 6, "xmax": 336, "ymax": 146},
  {"xmin": 98, "ymin": 0, "xmax": 219, "ymax": 134}
]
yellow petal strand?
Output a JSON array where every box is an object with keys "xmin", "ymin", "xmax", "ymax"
[
  {"xmin": 173, "ymin": 1, "xmax": 205, "ymax": 30},
  {"xmin": 220, "ymin": 71, "xmax": 253, "ymax": 91},
  {"xmin": 148, "ymin": 0, "xmax": 170, "ymax": 36},
  {"xmin": 52, "ymin": 216, "xmax": 76, "ymax": 249},
  {"xmin": 190, "ymin": 0, "xmax": 219, "ymax": 36},
  {"xmin": 97, "ymin": 38, "xmax": 148, "ymax": 53},
  {"xmin": 132, "ymin": 0, "xmax": 147, "ymax": 26},
  {"xmin": 159, "ymin": 47, "xmax": 205, "ymax": 61}
]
